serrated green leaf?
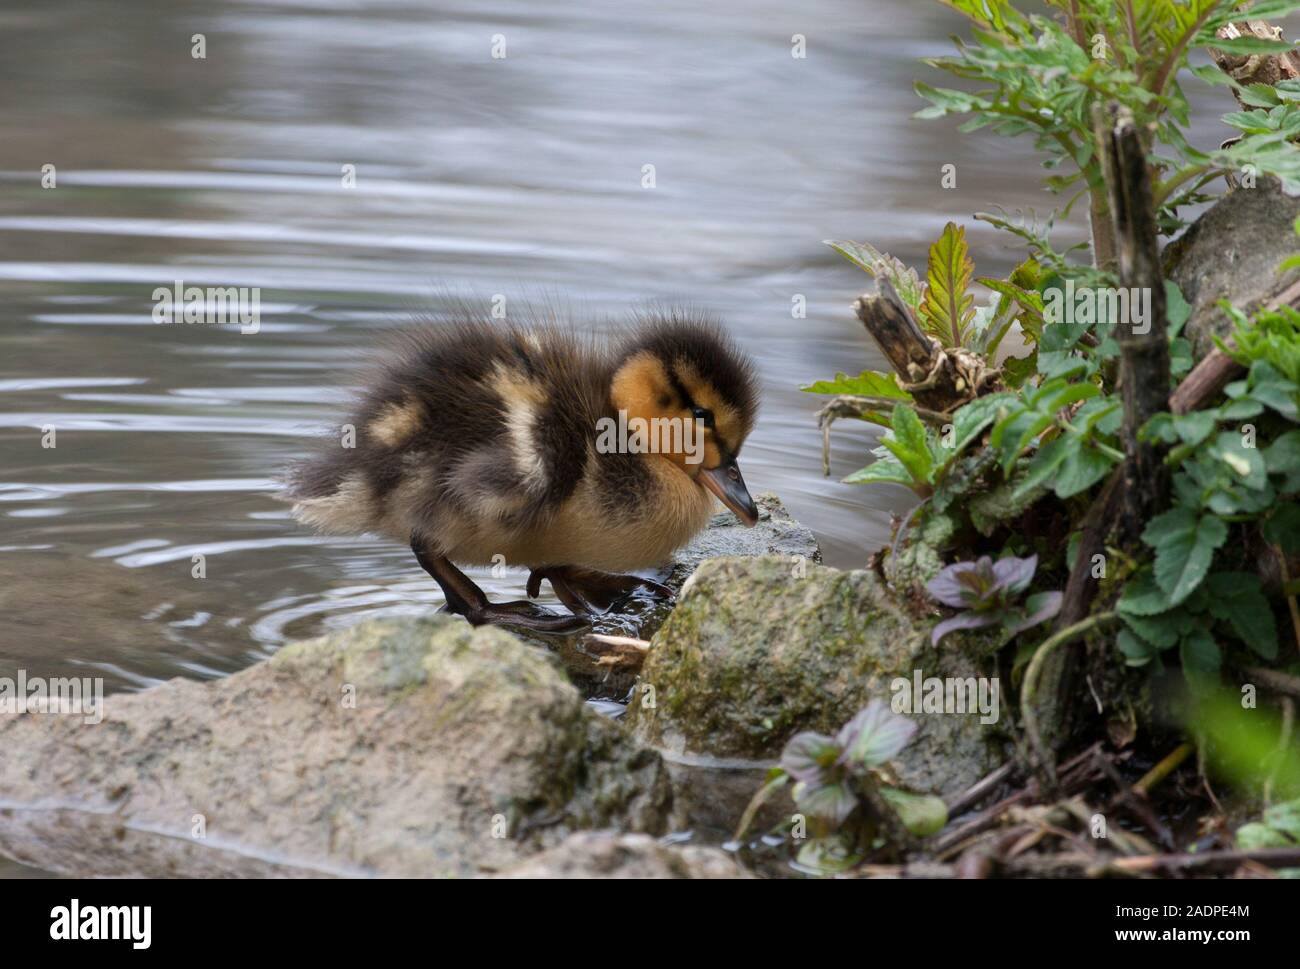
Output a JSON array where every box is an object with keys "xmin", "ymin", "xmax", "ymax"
[
  {"xmin": 824, "ymin": 240, "xmax": 925, "ymax": 311},
  {"xmin": 1117, "ymin": 628, "xmax": 1158, "ymax": 666},
  {"xmin": 1054, "ymin": 442, "xmax": 1116, "ymax": 499},
  {"xmin": 947, "ymin": 392, "xmax": 1014, "ymax": 458},
  {"xmin": 1205, "ymin": 572, "xmax": 1278, "ymax": 660},
  {"xmin": 802, "ymin": 370, "xmax": 913, "ymax": 400},
  {"xmin": 918, "ymin": 222, "xmax": 977, "ymax": 348},
  {"xmin": 1142, "ymin": 508, "xmax": 1228, "ymax": 605},
  {"xmin": 883, "ymin": 404, "xmax": 936, "ymax": 485},
  {"xmin": 1118, "ymin": 571, "xmax": 1175, "ymax": 617},
  {"xmin": 1121, "ymin": 611, "xmax": 1182, "ymax": 651},
  {"xmin": 842, "ymin": 457, "xmax": 915, "ymax": 487}
]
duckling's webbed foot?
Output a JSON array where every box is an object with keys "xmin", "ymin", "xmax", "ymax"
[
  {"xmin": 411, "ymin": 538, "xmax": 589, "ymax": 634},
  {"xmin": 526, "ymin": 566, "xmax": 674, "ymax": 615}
]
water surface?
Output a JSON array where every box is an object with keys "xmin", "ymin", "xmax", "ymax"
[{"xmin": 9, "ymin": 0, "xmax": 1259, "ymax": 692}]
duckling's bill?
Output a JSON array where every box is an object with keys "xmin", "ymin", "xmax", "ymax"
[{"xmin": 699, "ymin": 457, "xmax": 758, "ymax": 526}]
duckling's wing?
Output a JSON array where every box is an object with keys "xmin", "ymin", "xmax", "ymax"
[{"xmin": 285, "ymin": 320, "xmax": 605, "ymax": 553}]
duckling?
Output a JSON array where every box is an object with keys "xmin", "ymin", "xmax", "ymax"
[{"xmin": 285, "ymin": 311, "xmax": 759, "ymax": 633}]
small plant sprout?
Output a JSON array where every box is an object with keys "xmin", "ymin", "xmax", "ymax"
[
  {"xmin": 734, "ymin": 700, "xmax": 947, "ymax": 873},
  {"xmin": 925, "ymin": 553, "xmax": 1062, "ymax": 645}
]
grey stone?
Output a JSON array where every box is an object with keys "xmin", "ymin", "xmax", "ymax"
[
  {"xmin": 625, "ymin": 555, "xmax": 1008, "ymax": 811},
  {"xmin": 1166, "ymin": 178, "xmax": 1300, "ymax": 361},
  {"xmin": 0, "ymin": 617, "xmax": 671, "ymax": 878}
]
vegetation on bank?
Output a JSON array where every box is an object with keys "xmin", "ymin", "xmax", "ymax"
[{"xmin": 776, "ymin": 0, "xmax": 1300, "ymax": 875}]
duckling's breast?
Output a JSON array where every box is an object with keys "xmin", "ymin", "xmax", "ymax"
[{"xmin": 511, "ymin": 456, "xmax": 715, "ymax": 571}]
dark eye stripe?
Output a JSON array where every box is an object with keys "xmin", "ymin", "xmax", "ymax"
[{"xmin": 665, "ymin": 365, "xmax": 694, "ymax": 412}]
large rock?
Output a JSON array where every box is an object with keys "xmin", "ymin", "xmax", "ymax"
[
  {"xmin": 493, "ymin": 831, "xmax": 748, "ymax": 879},
  {"xmin": 0, "ymin": 617, "xmax": 671, "ymax": 877},
  {"xmin": 625, "ymin": 556, "xmax": 1007, "ymax": 827},
  {"xmin": 1166, "ymin": 178, "xmax": 1300, "ymax": 361}
]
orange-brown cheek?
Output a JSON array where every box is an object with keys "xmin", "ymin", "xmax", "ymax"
[
  {"xmin": 658, "ymin": 425, "xmax": 714, "ymax": 473},
  {"xmin": 611, "ymin": 354, "xmax": 666, "ymax": 424}
]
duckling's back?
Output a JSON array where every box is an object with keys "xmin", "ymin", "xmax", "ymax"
[{"xmin": 286, "ymin": 319, "xmax": 615, "ymax": 554}]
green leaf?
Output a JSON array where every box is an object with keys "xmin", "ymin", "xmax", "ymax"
[
  {"xmin": 1210, "ymin": 36, "xmax": 1298, "ymax": 55},
  {"xmin": 1207, "ymin": 430, "xmax": 1268, "ymax": 489},
  {"xmin": 1117, "ymin": 628, "xmax": 1159, "ymax": 667},
  {"xmin": 842, "ymin": 457, "xmax": 915, "ymax": 488},
  {"xmin": 1117, "ymin": 571, "xmax": 1174, "ymax": 617},
  {"xmin": 1166, "ymin": 280, "xmax": 1192, "ymax": 337},
  {"xmin": 882, "ymin": 404, "xmax": 936, "ymax": 485},
  {"xmin": 1014, "ymin": 435, "xmax": 1070, "ymax": 498},
  {"xmin": 918, "ymin": 222, "xmax": 977, "ymax": 348},
  {"xmin": 879, "ymin": 787, "xmax": 948, "ymax": 838},
  {"xmin": 824, "ymin": 240, "xmax": 925, "ymax": 311},
  {"xmin": 1236, "ymin": 822, "xmax": 1294, "ymax": 851},
  {"xmin": 1055, "ymin": 442, "xmax": 1117, "ymax": 499},
  {"xmin": 1263, "ymin": 504, "xmax": 1300, "ymax": 553},
  {"xmin": 802, "ymin": 370, "xmax": 913, "ymax": 400},
  {"xmin": 1180, "ymin": 628, "xmax": 1222, "ymax": 688},
  {"xmin": 1121, "ymin": 612, "xmax": 1182, "ymax": 651},
  {"xmin": 1265, "ymin": 430, "xmax": 1300, "ymax": 475},
  {"xmin": 1264, "ymin": 799, "xmax": 1300, "ymax": 841},
  {"xmin": 1143, "ymin": 410, "xmax": 1216, "ymax": 448},
  {"xmin": 1205, "ymin": 572, "xmax": 1278, "ymax": 661},
  {"xmin": 946, "ymin": 392, "xmax": 1015, "ymax": 458},
  {"xmin": 1141, "ymin": 508, "xmax": 1228, "ymax": 606}
]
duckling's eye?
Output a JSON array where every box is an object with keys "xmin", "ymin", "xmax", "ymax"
[{"xmin": 691, "ymin": 406, "xmax": 714, "ymax": 429}]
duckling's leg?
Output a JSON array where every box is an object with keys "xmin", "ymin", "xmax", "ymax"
[
  {"xmin": 526, "ymin": 566, "xmax": 674, "ymax": 615},
  {"xmin": 410, "ymin": 538, "xmax": 589, "ymax": 634}
]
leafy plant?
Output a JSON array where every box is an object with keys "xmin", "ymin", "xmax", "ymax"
[
  {"xmin": 919, "ymin": 0, "xmax": 1300, "ymax": 249},
  {"xmin": 735, "ymin": 700, "xmax": 948, "ymax": 874},
  {"xmin": 919, "ymin": 222, "xmax": 978, "ymax": 348},
  {"xmin": 1118, "ymin": 332, "xmax": 1300, "ymax": 684},
  {"xmin": 807, "ymin": 0, "xmax": 1300, "ymax": 716},
  {"xmin": 823, "ymin": 239, "xmax": 925, "ymax": 312},
  {"xmin": 1116, "ymin": 568, "xmax": 1277, "ymax": 683},
  {"xmin": 842, "ymin": 394, "xmax": 1011, "ymax": 494},
  {"xmin": 990, "ymin": 376, "xmax": 1124, "ymax": 498},
  {"xmin": 926, "ymin": 553, "xmax": 1063, "ymax": 644},
  {"xmin": 1223, "ymin": 301, "xmax": 1300, "ymax": 387},
  {"xmin": 825, "ymin": 220, "xmax": 1041, "ymax": 361}
]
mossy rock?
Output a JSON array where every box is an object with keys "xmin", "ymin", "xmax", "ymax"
[
  {"xmin": 625, "ymin": 556, "xmax": 1008, "ymax": 797},
  {"xmin": 0, "ymin": 616, "xmax": 672, "ymax": 877}
]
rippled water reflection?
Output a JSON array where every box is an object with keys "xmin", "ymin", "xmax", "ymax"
[{"xmin": 1, "ymin": 0, "xmax": 1104, "ymax": 697}]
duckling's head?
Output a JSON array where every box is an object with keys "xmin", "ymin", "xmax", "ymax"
[{"xmin": 610, "ymin": 316, "xmax": 760, "ymax": 526}]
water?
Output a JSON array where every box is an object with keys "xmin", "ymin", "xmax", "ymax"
[{"xmin": 3, "ymin": 0, "xmax": 1262, "ymax": 691}]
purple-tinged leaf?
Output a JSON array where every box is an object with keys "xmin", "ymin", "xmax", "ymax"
[
  {"xmin": 836, "ymin": 699, "xmax": 917, "ymax": 768},
  {"xmin": 779, "ymin": 731, "xmax": 840, "ymax": 784},
  {"xmin": 992, "ymin": 553, "xmax": 1038, "ymax": 598},
  {"xmin": 794, "ymin": 781, "xmax": 859, "ymax": 827},
  {"xmin": 931, "ymin": 610, "xmax": 1000, "ymax": 646},
  {"xmin": 926, "ymin": 561, "xmax": 983, "ymax": 607}
]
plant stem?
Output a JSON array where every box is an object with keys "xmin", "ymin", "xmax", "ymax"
[
  {"xmin": 1154, "ymin": 164, "xmax": 1212, "ymax": 207},
  {"xmin": 1020, "ymin": 612, "xmax": 1119, "ymax": 788},
  {"xmin": 1132, "ymin": 741, "xmax": 1194, "ymax": 796}
]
